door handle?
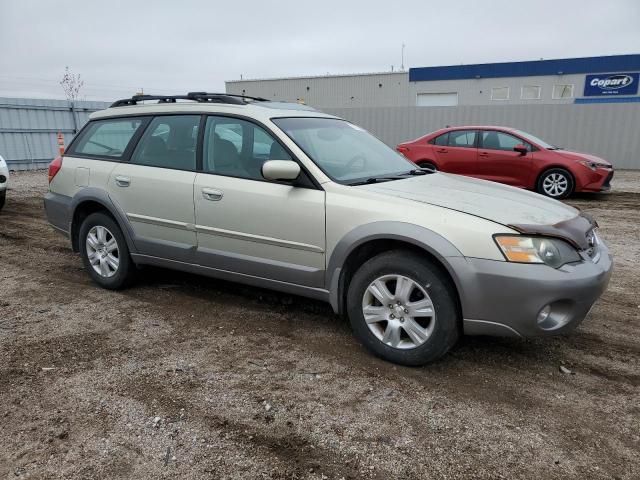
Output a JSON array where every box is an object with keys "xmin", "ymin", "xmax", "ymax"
[
  {"xmin": 115, "ymin": 175, "xmax": 130, "ymax": 187},
  {"xmin": 479, "ymin": 152, "xmax": 490, "ymax": 157},
  {"xmin": 202, "ymin": 187, "xmax": 223, "ymax": 201},
  {"xmin": 436, "ymin": 149, "xmax": 448, "ymax": 153}
]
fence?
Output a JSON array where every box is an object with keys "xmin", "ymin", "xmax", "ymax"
[
  {"xmin": 0, "ymin": 97, "xmax": 110, "ymax": 170},
  {"xmin": 1, "ymin": 97, "xmax": 638, "ymax": 170},
  {"xmin": 323, "ymin": 103, "xmax": 640, "ymax": 169}
]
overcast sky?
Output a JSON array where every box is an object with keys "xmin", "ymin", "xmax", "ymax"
[{"xmin": 1, "ymin": 0, "xmax": 639, "ymax": 101}]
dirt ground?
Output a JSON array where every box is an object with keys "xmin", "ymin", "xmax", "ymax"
[{"xmin": 1, "ymin": 170, "xmax": 638, "ymax": 480}]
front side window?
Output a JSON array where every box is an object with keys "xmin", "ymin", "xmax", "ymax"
[
  {"xmin": 130, "ymin": 115, "xmax": 200, "ymax": 170},
  {"xmin": 481, "ymin": 131, "xmax": 530, "ymax": 152},
  {"xmin": 71, "ymin": 118, "xmax": 144, "ymax": 159},
  {"xmin": 203, "ymin": 116, "xmax": 291, "ymax": 180},
  {"xmin": 448, "ymin": 130, "xmax": 477, "ymax": 148},
  {"xmin": 272, "ymin": 117, "xmax": 415, "ymax": 183}
]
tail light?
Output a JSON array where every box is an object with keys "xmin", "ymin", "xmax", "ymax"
[
  {"xmin": 48, "ymin": 156, "xmax": 63, "ymax": 183},
  {"xmin": 396, "ymin": 146, "xmax": 410, "ymax": 156}
]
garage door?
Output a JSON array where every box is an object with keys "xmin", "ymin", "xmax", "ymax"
[{"xmin": 416, "ymin": 93, "xmax": 458, "ymax": 107}]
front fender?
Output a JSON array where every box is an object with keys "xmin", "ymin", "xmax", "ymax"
[{"xmin": 326, "ymin": 221, "xmax": 465, "ymax": 314}]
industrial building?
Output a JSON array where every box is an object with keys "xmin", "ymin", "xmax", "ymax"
[
  {"xmin": 227, "ymin": 55, "xmax": 640, "ymax": 168},
  {"xmin": 227, "ymin": 54, "xmax": 640, "ymax": 108}
]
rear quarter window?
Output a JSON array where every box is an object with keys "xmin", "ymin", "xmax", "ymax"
[
  {"xmin": 69, "ymin": 118, "xmax": 145, "ymax": 159},
  {"xmin": 429, "ymin": 133, "xmax": 449, "ymax": 146}
]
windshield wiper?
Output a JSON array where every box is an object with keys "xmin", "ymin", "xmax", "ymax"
[
  {"xmin": 402, "ymin": 168, "xmax": 434, "ymax": 175},
  {"xmin": 349, "ymin": 168, "xmax": 435, "ymax": 186},
  {"xmin": 349, "ymin": 175, "xmax": 411, "ymax": 185}
]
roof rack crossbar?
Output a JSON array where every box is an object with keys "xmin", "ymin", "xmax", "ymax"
[{"xmin": 109, "ymin": 92, "xmax": 269, "ymax": 108}]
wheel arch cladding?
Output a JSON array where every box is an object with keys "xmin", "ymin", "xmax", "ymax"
[
  {"xmin": 326, "ymin": 222, "xmax": 464, "ymax": 317},
  {"xmin": 70, "ymin": 188, "xmax": 137, "ymax": 254}
]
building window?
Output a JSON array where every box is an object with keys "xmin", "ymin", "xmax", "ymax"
[
  {"xmin": 491, "ymin": 87, "xmax": 510, "ymax": 101},
  {"xmin": 521, "ymin": 85, "xmax": 541, "ymax": 100},
  {"xmin": 552, "ymin": 84, "xmax": 574, "ymax": 99}
]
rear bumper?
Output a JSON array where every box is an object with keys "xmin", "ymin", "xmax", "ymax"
[
  {"xmin": 454, "ymin": 242, "xmax": 613, "ymax": 338},
  {"xmin": 44, "ymin": 191, "xmax": 72, "ymax": 236}
]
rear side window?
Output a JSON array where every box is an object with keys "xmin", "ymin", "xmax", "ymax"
[
  {"xmin": 71, "ymin": 118, "xmax": 144, "ymax": 159},
  {"xmin": 448, "ymin": 130, "xmax": 477, "ymax": 148},
  {"xmin": 130, "ymin": 115, "xmax": 200, "ymax": 170},
  {"xmin": 429, "ymin": 133, "xmax": 449, "ymax": 146}
]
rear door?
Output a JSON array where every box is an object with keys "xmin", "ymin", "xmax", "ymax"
[
  {"xmin": 476, "ymin": 130, "xmax": 533, "ymax": 187},
  {"xmin": 108, "ymin": 114, "xmax": 201, "ymax": 262},
  {"xmin": 432, "ymin": 130, "xmax": 478, "ymax": 175},
  {"xmin": 193, "ymin": 115, "xmax": 326, "ymax": 288}
]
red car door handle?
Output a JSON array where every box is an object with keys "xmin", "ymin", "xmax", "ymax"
[
  {"xmin": 479, "ymin": 152, "xmax": 490, "ymax": 157},
  {"xmin": 436, "ymin": 149, "xmax": 448, "ymax": 153}
]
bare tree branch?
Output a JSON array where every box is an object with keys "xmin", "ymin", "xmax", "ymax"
[{"xmin": 60, "ymin": 66, "xmax": 84, "ymax": 101}]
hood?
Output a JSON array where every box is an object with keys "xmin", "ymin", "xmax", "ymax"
[
  {"xmin": 554, "ymin": 149, "xmax": 612, "ymax": 166},
  {"xmin": 360, "ymin": 172, "xmax": 579, "ymax": 227}
]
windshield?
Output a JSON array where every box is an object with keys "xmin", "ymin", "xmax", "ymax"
[
  {"xmin": 512, "ymin": 129, "xmax": 557, "ymax": 149},
  {"xmin": 272, "ymin": 117, "xmax": 417, "ymax": 183}
]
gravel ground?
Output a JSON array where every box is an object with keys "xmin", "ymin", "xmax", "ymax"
[{"xmin": 1, "ymin": 170, "xmax": 638, "ymax": 479}]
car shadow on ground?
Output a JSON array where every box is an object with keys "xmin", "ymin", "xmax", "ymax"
[{"xmin": 130, "ymin": 264, "xmax": 558, "ymax": 370}]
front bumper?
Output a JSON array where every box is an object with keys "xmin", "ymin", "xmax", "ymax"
[
  {"xmin": 580, "ymin": 168, "xmax": 614, "ymax": 192},
  {"xmin": 453, "ymin": 242, "xmax": 613, "ymax": 338}
]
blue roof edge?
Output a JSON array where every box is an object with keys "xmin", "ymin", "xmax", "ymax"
[{"xmin": 409, "ymin": 54, "xmax": 640, "ymax": 82}]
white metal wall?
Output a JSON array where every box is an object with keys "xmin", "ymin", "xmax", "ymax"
[{"xmin": 323, "ymin": 104, "xmax": 640, "ymax": 169}]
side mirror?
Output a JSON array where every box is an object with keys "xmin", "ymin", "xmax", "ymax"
[
  {"xmin": 262, "ymin": 160, "xmax": 301, "ymax": 181},
  {"xmin": 513, "ymin": 144, "xmax": 528, "ymax": 155}
]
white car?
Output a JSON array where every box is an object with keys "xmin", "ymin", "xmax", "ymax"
[
  {"xmin": 43, "ymin": 93, "xmax": 612, "ymax": 365},
  {"xmin": 0, "ymin": 155, "xmax": 8, "ymax": 211}
]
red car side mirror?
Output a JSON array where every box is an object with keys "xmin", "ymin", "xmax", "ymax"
[{"xmin": 513, "ymin": 144, "xmax": 528, "ymax": 155}]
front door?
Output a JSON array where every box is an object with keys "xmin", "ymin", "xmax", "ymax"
[
  {"xmin": 193, "ymin": 115, "xmax": 325, "ymax": 287},
  {"xmin": 476, "ymin": 130, "xmax": 533, "ymax": 187},
  {"xmin": 108, "ymin": 114, "xmax": 201, "ymax": 261}
]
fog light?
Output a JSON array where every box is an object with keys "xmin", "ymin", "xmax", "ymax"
[
  {"xmin": 0, "ymin": 175, "xmax": 6, "ymax": 183},
  {"xmin": 537, "ymin": 304, "xmax": 552, "ymax": 325}
]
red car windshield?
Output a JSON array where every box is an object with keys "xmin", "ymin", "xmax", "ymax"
[{"xmin": 512, "ymin": 129, "xmax": 558, "ymax": 150}]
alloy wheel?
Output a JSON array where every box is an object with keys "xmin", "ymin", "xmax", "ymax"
[
  {"xmin": 86, "ymin": 225, "xmax": 119, "ymax": 278},
  {"xmin": 542, "ymin": 172, "xmax": 569, "ymax": 197},
  {"xmin": 361, "ymin": 274, "xmax": 436, "ymax": 349}
]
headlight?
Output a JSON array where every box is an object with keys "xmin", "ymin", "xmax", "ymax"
[
  {"xmin": 494, "ymin": 235, "xmax": 581, "ymax": 268},
  {"xmin": 579, "ymin": 160, "xmax": 608, "ymax": 171}
]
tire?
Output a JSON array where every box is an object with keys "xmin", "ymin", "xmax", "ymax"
[
  {"xmin": 417, "ymin": 161, "xmax": 437, "ymax": 172},
  {"xmin": 537, "ymin": 168, "xmax": 574, "ymax": 199},
  {"xmin": 0, "ymin": 190, "xmax": 5, "ymax": 211},
  {"xmin": 346, "ymin": 250, "xmax": 459, "ymax": 366},
  {"xmin": 79, "ymin": 212, "xmax": 135, "ymax": 290}
]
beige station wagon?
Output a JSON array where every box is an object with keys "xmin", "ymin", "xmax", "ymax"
[{"xmin": 44, "ymin": 92, "xmax": 612, "ymax": 365}]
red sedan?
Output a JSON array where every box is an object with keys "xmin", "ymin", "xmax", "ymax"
[{"xmin": 396, "ymin": 126, "xmax": 613, "ymax": 198}]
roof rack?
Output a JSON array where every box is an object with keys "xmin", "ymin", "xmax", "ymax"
[{"xmin": 109, "ymin": 92, "xmax": 269, "ymax": 108}]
